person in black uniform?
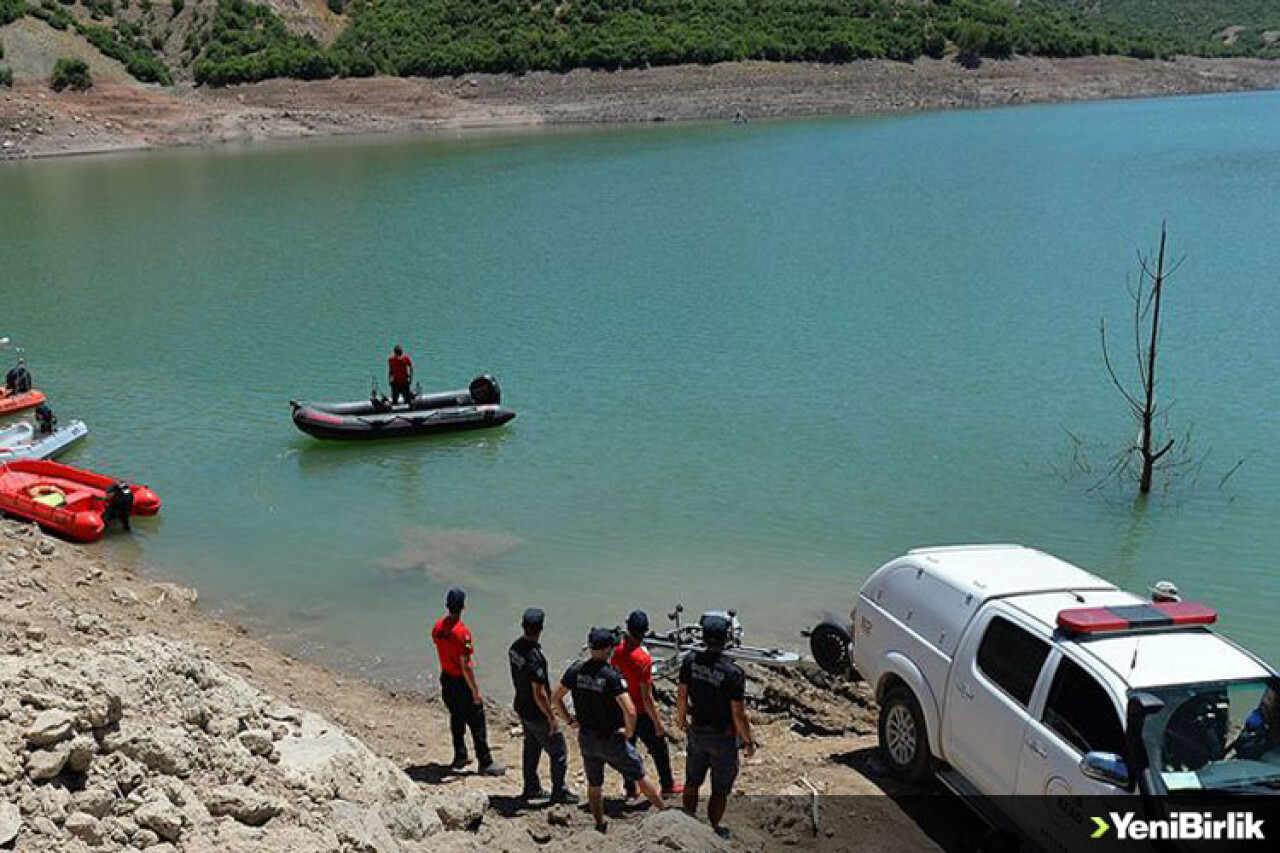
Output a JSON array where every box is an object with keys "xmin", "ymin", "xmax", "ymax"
[
  {"xmin": 676, "ymin": 614, "xmax": 754, "ymax": 838},
  {"xmin": 509, "ymin": 608, "xmax": 579, "ymax": 804},
  {"xmin": 553, "ymin": 627, "xmax": 665, "ymax": 833},
  {"xmin": 4, "ymin": 357, "xmax": 31, "ymax": 394}
]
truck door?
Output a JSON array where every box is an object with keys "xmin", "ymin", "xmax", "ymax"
[
  {"xmin": 945, "ymin": 611, "xmax": 1052, "ymax": 796},
  {"xmin": 1015, "ymin": 653, "xmax": 1131, "ymax": 852}
]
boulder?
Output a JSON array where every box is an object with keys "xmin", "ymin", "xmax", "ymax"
[
  {"xmin": 628, "ymin": 810, "xmax": 736, "ymax": 853},
  {"xmin": 70, "ymin": 786, "xmax": 116, "ymax": 819},
  {"xmin": 237, "ymin": 728, "xmax": 274, "ymax": 757},
  {"xmin": 25, "ymin": 744, "xmax": 70, "ymax": 781},
  {"xmin": 65, "ymin": 811, "xmax": 105, "ymax": 845},
  {"xmin": 135, "ymin": 799, "xmax": 184, "ymax": 842},
  {"xmin": 25, "ymin": 708, "xmax": 75, "ymax": 746},
  {"xmin": 377, "ymin": 800, "xmax": 443, "ymax": 842},
  {"xmin": 203, "ymin": 785, "xmax": 284, "ymax": 827},
  {"xmin": 66, "ymin": 734, "xmax": 98, "ymax": 773},
  {"xmin": 0, "ymin": 801, "xmax": 20, "ymax": 846},
  {"xmin": 331, "ymin": 800, "xmax": 398, "ymax": 853},
  {"xmin": 115, "ymin": 727, "xmax": 199, "ymax": 777},
  {"xmin": 435, "ymin": 791, "xmax": 489, "ymax": 832}
]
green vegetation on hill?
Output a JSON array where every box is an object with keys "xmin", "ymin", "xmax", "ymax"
[
  {"xmin": 5, "ymin": 0, "xmax": 1280, "ymax": 88},
  {"xmin": 51, "ymin": 55, "xmax": 91, "ymax": 89},
  {"xmin": 1053, "ymin": 1, "xmax": 1280, "ymax": 56}
]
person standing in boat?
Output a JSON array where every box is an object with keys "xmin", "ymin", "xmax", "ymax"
[
  {"xmin": 387, "ymin": 345, "xmax": 414, "ymax": 405},
  {"xmin": 432, "ymin": 587, "xmax": 505, "ymax": 776},
  {"xmin": 5, "ymin": 357, "xmax": 31, "ymax": 394}
]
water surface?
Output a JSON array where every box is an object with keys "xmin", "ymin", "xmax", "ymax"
[{"xmin": 3, "ymin": 93, "xmax": 1279, "ymax": 692}]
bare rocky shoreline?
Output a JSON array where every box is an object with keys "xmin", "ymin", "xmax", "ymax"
[
  {"xmin": 0, "ymin": 518, "xmax": 982, "ymax": 852},
  {"xmin": 3, "ymin": 53, "xmax": 1280, "ymax": 161}
]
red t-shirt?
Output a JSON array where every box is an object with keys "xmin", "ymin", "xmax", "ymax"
[
  {"xmin": 388, "ymin": 353, "xmax": 414, "ymax": 385},
  {"xmin": 432, "ymin": 616, "xmax": 473, "ymax": 678},
  {"xmin": 610, "ymin": 640, "xmax": 653, "ymax": 712}
]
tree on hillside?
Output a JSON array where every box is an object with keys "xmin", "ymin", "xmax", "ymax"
[
  {"xmin": 51, "ymin": 57, "xmax": 93, "ymax": 91},
  {"xmin": 1099, "ymin": 223, "xmax": 1183, "ymax": 495}
]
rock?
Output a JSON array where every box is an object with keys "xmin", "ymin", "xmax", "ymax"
[
  {"xmin": 376, "ymin": 800, "xmax": 442, "ymax": 841},
  {"xmin": 25, "ymin": 708, "xmax": 75, "ymax": 746},
  {"xmin": 435, "ymin": 790, "xmax": 488, "ymax": 831},
  {"xmin": 36, "ymin": 539, "xmax": 55, "ymax": 556},
  {"xmin": 238, "ymin": 728, "xmax": 273, "ymax": 756},
  {"xmin": 135, "ymin": 799, "xmax": 183, "ymax": 842},
  {"xmin": 116, "ymin": 727, "xmax": 198, "ymax": 777},
  {"xmin": 529, "ymin": 825, "xmax": 552, "ymax": 843},
  {"xmin": 132, "ymin": 827, "xmax": 160, "ymax": 847},
  {"xmin": 0, "ymin": 745, "xmax": 20, "ymax": 784},
  {"xmin": 70, "ymin": 786, "xmax": 115, "ymax": 819},
  {"xmin": 66, "ymin": 735, "xmax": 98, "ymax": 773},
  {"xmin": 26, "ymin": 744, "xmax": 70, "ymax": 781},
  {"xmin": 0, "ymin": 802, "xmax": 20, "ymax": 845},
  {"xmin": 65, "ymin": 811, "xmax": 105, "ymax": 845},
  {"xmin": 630, "ymin": 810, "xmax": 736, "ymax": 852},
  {"xmin": 203, "ymin": 785, "xmax": 283, "ymax": 827},
  {"xmin": 547, "ymin": 807, "xmax": 570, "ymax": 827},
  {"xmin": 331, "ymin": 800, "xmax": 397, "ymax": 853}
]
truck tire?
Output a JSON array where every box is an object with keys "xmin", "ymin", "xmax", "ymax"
[
  {"xmin": 809, "ymin": 621, "xmax": 853, "ymax": 676},
  {"xmin": 878, "ymin": 686, "xmax": 932, "ymax": 783}
]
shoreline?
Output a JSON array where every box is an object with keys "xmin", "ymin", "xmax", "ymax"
[
  {"xmin": 3, "ymin": 55, "xmax": 1280, "ymax": 162},
  {"xmin": 0, "ymin": 519, "xmax": 981, "ymax": 851}
]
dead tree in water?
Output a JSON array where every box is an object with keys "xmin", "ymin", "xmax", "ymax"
[{"xmin": 1100, "ymin": 223, "xmax": 1183, "ymax": 495}]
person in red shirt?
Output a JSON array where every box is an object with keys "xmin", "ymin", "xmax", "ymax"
[
  {"xmin": 387, "ymin": 344, "xmax": 415, "ymax": 405},
  {"xmin": 431, "ymin": 587, "xmax": 504, "ymax": 775},
  {"xmin": 611, "ymin": 610, "xmax": 681, "ymax": 797}
]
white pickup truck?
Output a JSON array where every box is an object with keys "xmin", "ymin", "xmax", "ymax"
[{"xmin": 811, "ymin": 545, "xmax": 1280, "ymax": 849}]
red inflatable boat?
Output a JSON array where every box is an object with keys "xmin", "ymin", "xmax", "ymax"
[
  {"xmin": 0, "ymin": 389, "xmax": 46, "ymax": 416},
  {"xmin": 0, "ymin": 459, "xmax": 161, "ymax": 543}
]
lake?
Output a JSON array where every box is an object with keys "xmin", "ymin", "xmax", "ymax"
[{"xmin": 3, "ymin": 91, "xmax": 1279, "ymax": 694}]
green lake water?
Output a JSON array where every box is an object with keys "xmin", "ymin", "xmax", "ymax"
[{"xmin": 2, "ymin": 92, "xmax": 1279, "ymax": 694}]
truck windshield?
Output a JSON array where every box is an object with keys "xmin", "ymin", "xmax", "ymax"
[{"xmin": 1139, "ymin": 678, "xmax": 1280, "ymax": 795}]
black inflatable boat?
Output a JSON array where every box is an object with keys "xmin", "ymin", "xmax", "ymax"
[{"xmin": 290, "ymin": 375, "xmax": 515, "ymax": 441}]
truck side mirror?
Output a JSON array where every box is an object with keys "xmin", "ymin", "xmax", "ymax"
[{"xmin": 1080, "ymin": 752, "xmax": 1130, "ymax": 787}]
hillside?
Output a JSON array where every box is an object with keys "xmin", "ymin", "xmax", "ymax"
[{"xmin": 3, "ymin": 0, "xmax": 1280, "ymax": 90}]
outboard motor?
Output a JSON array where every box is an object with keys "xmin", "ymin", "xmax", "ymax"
[
  {"xmin": 104, "ymin": 483, "xmax": 134, "ymax": 532},
  {"xmin": 468, "ymin": 375, "xmax": 501, "ymax": 405},
  {"xmin": 34, "ymin": 404, "xmax": 56, "ymax": 435}
]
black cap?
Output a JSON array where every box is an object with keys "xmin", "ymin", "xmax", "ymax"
[
  {"xmin": 522, "ymin": 608, "xmax": 545, "ymax": 631},
  {"xmin": 445, "ymin": 587, "xmax": 466, "ymax": 614},
  {"xmin": 588, "ymin": 627, "xmax": 616, "ymax": 651},
  {"xmin": 625, "ymin": 610, "xmax": 649, "ymax": 638},
  {"xmin": 701, "ymin": 614, "xmax": 730, "ymax": 645}
]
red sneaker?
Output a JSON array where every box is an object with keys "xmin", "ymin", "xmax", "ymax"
[{"xmin": 661, "ymin": 783, "xmax": 685, "ymax": 796}]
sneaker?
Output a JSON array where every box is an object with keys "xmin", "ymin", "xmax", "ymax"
[
  {"xmin": 549, "ymin": 789, "xmax": 580, "ymax": 805},
  {"xmin": 520, "ymin": 787, "xmax": 547, "ymax": 800},
  {"xmin": 661, "ymin": 782, "xmax": 685, "ymax": 796},
  {"xmin": 624, "ymin": 787, "xmax": 640, "ymax": 801},
  {"xmin": 713, "ymin": 826, "xmax": 731, "ymax": 840},
  {"xmin": 594, "ymin": 821, "xmax": 608, "ymax": 834},
  {"xmin": 478, "ymin": 760, "xmax": 507, "ymax": 777},
  {"xmin": 450, "ymin": 755, "xmax": 471, "ymax": 770}
]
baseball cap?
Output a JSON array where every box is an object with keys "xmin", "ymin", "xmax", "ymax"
[
  {"xmin": 588, "ymin": 627, "xmax": 616, "ymax": 650},
  {"xmin": 625, "ymin": 610, "xmax": 649, "ymax": 637},
  {"xmin": 445, "ymin": 587, "xmax": 466, "ymax": 613},
  {"xmin": 522, "ymin": 608, "xmax": 545, "ymax": 630},
  {"xmin": 700, "ymin": 614, "xmax": 730, "ymax": 645}
]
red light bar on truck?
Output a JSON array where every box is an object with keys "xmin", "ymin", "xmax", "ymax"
[{"xmin": 1057, "ymin": 602, "xmax": 1217, "ymax": 635}]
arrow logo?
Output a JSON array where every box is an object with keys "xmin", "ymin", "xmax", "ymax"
[{"xmin": 1091, "ymin": 816, "xmax": 1111, "ymax": 839}]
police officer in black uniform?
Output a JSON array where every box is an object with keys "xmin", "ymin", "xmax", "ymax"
[
  {"xmin": 676, "ymin": 614, "xmax": 754, "ymax": 838},
  {"xmin": 553, "ymin": 627, "xmax": 665, "ymax": 833},
  {"xmin": 508, "ymin": 608, "xmax": 579, "ymax": 804}
]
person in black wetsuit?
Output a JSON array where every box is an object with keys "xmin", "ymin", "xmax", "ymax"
[
  {"xmin": 676, "ymin": 614, "xmax": 754, "ymax": 839},
  {"xmin": 509, "ymin": 608, "xmax": 578, "ymax": 804},
  {"xmin": 5, "ymin": 358, "xmax": 31, "ymax": 394},
  {"xmin": 553, "ymin": 628, "xmax": 665, "ymax": 833}
]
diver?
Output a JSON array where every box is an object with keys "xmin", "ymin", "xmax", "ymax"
[
  {"xmin": 34, "ymin": 404, "xmax": 55, "ymax": 435},
  {"xmin": 5, "ymin": 357, "xmax": 31, "ymax": 394}
]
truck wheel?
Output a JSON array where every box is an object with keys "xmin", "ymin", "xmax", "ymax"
[
  {"xmin": 809, "ymin": 622, "xmax": 852, "ymax": 676},
  {"xmin": 878, "ymin": 687, "xmax": 932, "ymax": 783}
]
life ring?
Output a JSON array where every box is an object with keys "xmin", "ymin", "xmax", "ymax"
[{"xmin": 27, "ymin": 484, "xmax": 67, "ymax": 508}]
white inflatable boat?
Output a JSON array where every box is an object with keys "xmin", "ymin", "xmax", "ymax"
[{"xmin": 0, "ymin": 420, "xmax": 89, "ymax": 461}]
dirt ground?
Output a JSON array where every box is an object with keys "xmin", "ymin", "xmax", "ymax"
[
  {"xmin": 4, "ymin": 41, "xmax": 1280, "ymax": 159},
  {"xmin": 0, "ymin": 518, "xmax": 996, "ymax": 851}
]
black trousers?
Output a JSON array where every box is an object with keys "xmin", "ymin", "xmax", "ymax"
[
  {"xmin": 520, "ymin": 716, "xmax": 569, "ymax": 794},
  {"xmin": 390, "ymin": 381, "xmax": 412, "ymax": 405},
  {"xmin": 624, "ymin": 711, "xmax": 674, "ymax": 791},
  {"xmin": 440, "ymin": 674, "xmax": 492, "ymax": 765}
]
